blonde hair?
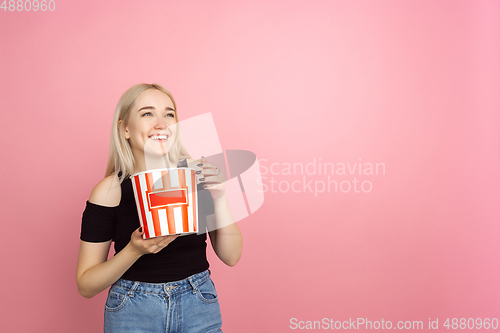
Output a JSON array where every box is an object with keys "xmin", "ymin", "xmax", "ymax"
[{"xmin": 105, "ymin": 83, "xmax": 191, "ymax": 183}]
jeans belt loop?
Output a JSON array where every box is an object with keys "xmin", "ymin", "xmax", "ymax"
[
  {"xmin": 128, "ymin": 281, "xmax": 140, "ymax": 297},
  {"xmin": 188, "ymin": 276, "xmax": 198, "ymax": 293}
]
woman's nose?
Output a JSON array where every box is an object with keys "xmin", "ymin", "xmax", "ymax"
[{"xmin": 154, "ymin": 117, "xmax": 167, "ymax": 129}]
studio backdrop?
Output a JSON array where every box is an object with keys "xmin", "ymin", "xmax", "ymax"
[{"xmin": 1, "ymin": 1, "xmax": 499, "ymax": 332}]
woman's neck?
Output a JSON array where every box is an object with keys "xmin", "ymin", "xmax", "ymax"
[{"xmin": 132, "ymin": 153, "xmax": 177, "ymax": 174}]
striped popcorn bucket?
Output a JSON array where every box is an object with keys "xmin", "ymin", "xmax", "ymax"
[{"xmin": 130, "ymin": 168, "xmax": 198, "ymax": 239}]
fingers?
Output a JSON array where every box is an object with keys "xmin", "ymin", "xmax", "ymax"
[
  {"xmin": 200, "ymin": 169, "xmax": 219, "ymax": 177},
  {"xmin": 198, "ymin": 166, "xmax": 220, "ymax": 177},
  {"xmin": 130, "ymin": 227, "xmax": 180, "ymax": 255},
  {"xmin": 197, "ymin": 157, "xmax": 220, "ymax": 175},
  {"xmin": 149, "ymin": 234, "xmax": 179, "ymax": 253},
  {"xmin": 131, "ymin": 226, "xmax": 145, "ymax": 240},
  {"xmin": 196, "ymin": 160, "xmax": 223, "ymax": 184},
  {"xmin": 155, "ymin": 234, "xmax": 179, "ymax": 247},
  {"xmin": 199, "ymin": 176, "xmax": 222, "ymax": 185},
  {"xmin": 143, "ymin": 234, "xmax": 177, "ymax": 246},
  {"xmin": 197, "ymin": 158, "xmax": 223, "ymax": 190}
]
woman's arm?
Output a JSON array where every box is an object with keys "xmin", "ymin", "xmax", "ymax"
[
  {"xmin": 76, "ymin": 175, "xmax": 178, "ymax": 298},
  {"xmin": 194, "ymin": 157, "xmax": 243, "ymax": 267},
  {"xmin": 76, "ymin": 237, "xmax": 141, "ymax": 298},
  {"xmin": 208, "ymin": 194, "xmax": 243, "ymax": 267}
]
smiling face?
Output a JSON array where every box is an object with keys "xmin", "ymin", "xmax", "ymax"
[{"xmin": 124, "ymin": 89, "xmax": 178, "ymax": 160}]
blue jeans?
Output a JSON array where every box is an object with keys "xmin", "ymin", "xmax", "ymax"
[{"xmin": 104, "ymin": 270, "xmax": 223, "ymax": 332}]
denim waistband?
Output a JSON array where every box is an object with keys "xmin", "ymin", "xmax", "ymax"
[{"xmin": 113, "ymin": 270, "xmax": 211, "ymax": 296}]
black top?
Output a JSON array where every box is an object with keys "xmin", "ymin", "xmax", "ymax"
[{"xmin": 80, "ymin": 159, "xmax": 212, "ymax": 282}]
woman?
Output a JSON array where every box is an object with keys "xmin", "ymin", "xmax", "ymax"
[{"xmin": 76, "ymin": 83, "xmax": 242, "ymax": 332}]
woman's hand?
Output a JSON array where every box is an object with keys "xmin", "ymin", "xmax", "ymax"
[
  {"xmin": 196, "ymin": 156, "xmax": 226, "ymax": 200},
  {"xmin": 127, "ymin": 227, "xmax": 179, "ymax": 256}
]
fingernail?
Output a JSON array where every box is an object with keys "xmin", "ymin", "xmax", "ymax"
[
  {"xmin": 195, "ymin": 170, "xmax": 201, "ymax": 174},
  {"xmin": 139, "ymin": 227, "xmax": 143, "ymax": 233},
  {"xmin": 197, "ymin": 163, "xmax": 203, "ymax": 167},
  {"xmin": 199, "ymin": 178, "xmax": 205, "ymax": 181}
]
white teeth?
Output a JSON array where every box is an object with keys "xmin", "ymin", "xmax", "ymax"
[{"xmin": 150, "ymin": 135, "xmax": 168, "ymax": 140}]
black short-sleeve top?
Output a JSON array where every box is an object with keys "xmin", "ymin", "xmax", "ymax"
[{"xmin": 80, "ymin": 159, "xmax": 212, "ymax": 283}]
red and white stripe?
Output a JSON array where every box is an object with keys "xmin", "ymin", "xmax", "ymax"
[{"xmin": 131, "ymin": 168, "xmax": 198, "ymax": 239}]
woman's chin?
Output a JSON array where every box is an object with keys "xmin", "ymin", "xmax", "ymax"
[
  {"xmin": 144, "ymin": 140, "xmax": 173, "ymax": 155},
  {"xmin": 144, "ymin": 151, "xmax": 170, "ymax": 159}
]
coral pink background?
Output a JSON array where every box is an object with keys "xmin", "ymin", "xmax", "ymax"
[{"xmin": 1, "ymin": 1, "xmax": 499, "ymax": 332}]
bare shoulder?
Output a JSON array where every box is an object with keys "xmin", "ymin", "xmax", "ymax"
[{"xmin": 89, "ymin": 174, "xmax": 122, "ymax": 207}]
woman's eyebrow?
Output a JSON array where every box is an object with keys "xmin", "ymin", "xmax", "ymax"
[{"xmin": 138, "ymin": 106, "xmax": 175, "ymax": 112}]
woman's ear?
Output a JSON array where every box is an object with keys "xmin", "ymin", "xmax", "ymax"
[
  {"xmin": 124, "ymin": 127, "xmax": 130, "ymax": 139},
  {"xmin": 118, "ymin": 120, "xmax": 130, "ymax": 139}
]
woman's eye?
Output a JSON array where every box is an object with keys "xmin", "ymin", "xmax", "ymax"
[
  {"xmin": 166, "ymin": 113, "xmax": 175, "ymax": 118},
  {"xmin": 142, "ymin": 112, "xmax": 152, "ymax": 117}
]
